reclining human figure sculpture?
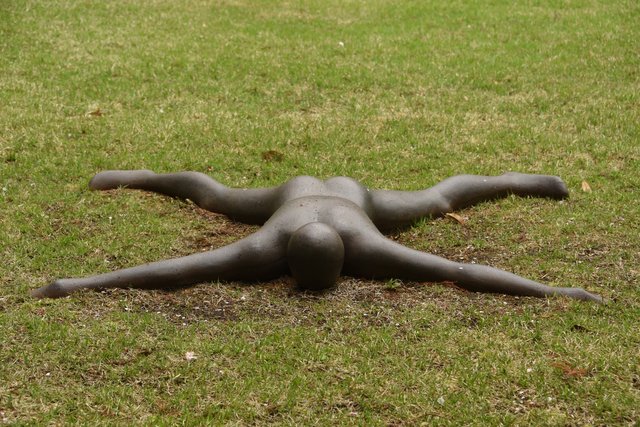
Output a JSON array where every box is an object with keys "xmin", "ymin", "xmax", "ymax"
[{"xmin": 31, "ymin": 170, "xmax": 602, "ymax": 302}]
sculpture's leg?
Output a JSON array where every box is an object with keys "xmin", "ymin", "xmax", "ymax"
[
  {"xmin": 89, "ymin": 170, "xmax": 279, "ymax": 224},
  {"xmin": 344, "ymin": 234, "xmax": 602, "ymax": 302},
  {"xmin": 370, "ymin": 173, "xmax": 569, "ymax": 229},
  {"xmin": 31, "ymin": 232, "xmax": 288, "ymax": 299}
]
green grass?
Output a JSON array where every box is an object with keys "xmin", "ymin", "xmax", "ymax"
[{"xmin": 1, "ymin": 0, "xmax": 639, "ymax": 424}]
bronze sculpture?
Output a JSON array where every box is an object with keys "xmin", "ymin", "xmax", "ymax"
[{"xmin": 31, "ymin": 170, "xmax": 602, "ymax": 302}]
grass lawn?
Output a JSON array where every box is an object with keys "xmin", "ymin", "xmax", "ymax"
[{"xmin": 1, "ymin": 0, "xmax": 638, "ymax": 424}]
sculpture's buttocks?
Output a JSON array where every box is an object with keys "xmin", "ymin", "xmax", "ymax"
[
  {"xmin": 275, "ymin": 176, "xmax": 373, "ymax": 215},
  {"xmin": 266, "ymin": 195, "xmax": 375, "ymax": 240}
]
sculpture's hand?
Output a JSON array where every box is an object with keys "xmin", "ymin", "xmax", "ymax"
[
  {"xmin": 30, "ymin": 228, "xmax": 289, "ymax": 299},
  {"xmin": 559, "ymin": 287, "xmax": 604, "ymax": 303},
  {"xmin": 31, "ymin": 280, "xmax": 71, "ymax": 299}
]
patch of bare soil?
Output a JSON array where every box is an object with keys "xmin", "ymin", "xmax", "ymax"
[{"xmin": 52, "ymin": 200, "xmax": 574, "ymax": 326}]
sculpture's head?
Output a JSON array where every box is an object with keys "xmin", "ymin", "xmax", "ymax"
[{"xmin": 287, "ymin": 222, "xmax": 344, "ymax": 291}]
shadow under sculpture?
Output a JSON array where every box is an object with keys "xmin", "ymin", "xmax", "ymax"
[{"xmin": 32, "ymin": 171, "xmax": 602, "ymax": 302}]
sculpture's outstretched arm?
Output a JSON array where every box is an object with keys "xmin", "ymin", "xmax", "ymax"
[
  {"xmin": 343, "ymin": 234, "xmax": 601, "ymax": 302},
  {"xmin": 89, "ymin": 170, "xmax": 280, "ymax": 224},
  {"xmin": 31, "ymin": 232, "xmax": 288, "ymax": 299},
  {"xmin": 370, "ymin": 172, "xmax": 569, "ymax": 229}
]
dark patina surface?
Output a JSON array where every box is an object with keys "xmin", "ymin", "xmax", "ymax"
[{"xmin": 32, "ymin": 170, "xmax": 601, "ymax": 302}]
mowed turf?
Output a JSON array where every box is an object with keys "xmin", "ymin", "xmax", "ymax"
[{"xmin": 1, "ymin": 0, "xmax": 638, "ymax": 424}]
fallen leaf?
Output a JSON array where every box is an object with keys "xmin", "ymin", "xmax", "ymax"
[
  {"xmin": 261, "ymin": 150, "xmax": 284, "ymax": 162},
  {"xmin": 445, "ymin": 212, "xmax": 467, "ymax": 225},
  {"xmin": 87, "ymin": 108, "xmax": 104, "ymax": 117},
  {"xmin": 570, "ymin": 324, "xmax": 590, "ymax": 332},
  {"xmin": 581, "ymin": 180, "xmax": 592, "ymax": 193},
  {"xmin": 551, "ymin": 361, "xmax": 588, "ymax": 378}
]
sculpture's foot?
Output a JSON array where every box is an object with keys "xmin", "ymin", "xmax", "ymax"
[
  {"xmin": 503, "ymin": 172, "xmax": 569, "ymax": 199},
  {"xmin": 89, "ymin": 170, "xmax": 154, "ymax": 190},
  {"xmin": 558, "ymin": 287, "xmax": 604, "ymax": 303},
  {"xmin": 31, "ymin": 280, "xmax": 72, "ymax": 299}
]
